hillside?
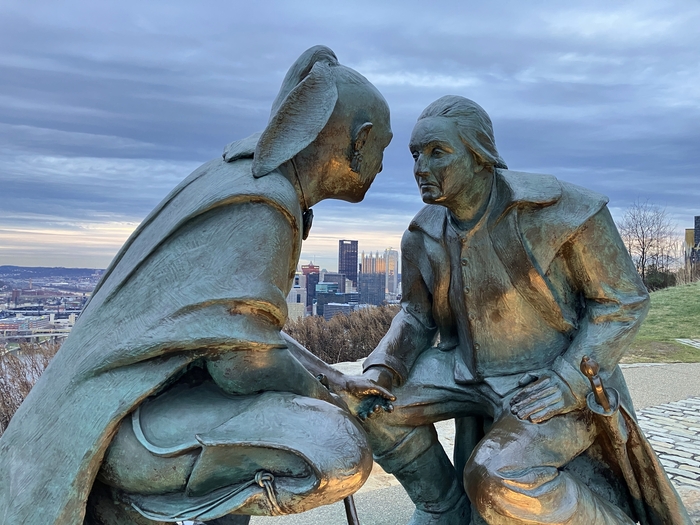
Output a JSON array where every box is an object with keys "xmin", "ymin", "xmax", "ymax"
[{"xmin": 624, "ymin": 281, "xmax": 700, "ymax": 363}]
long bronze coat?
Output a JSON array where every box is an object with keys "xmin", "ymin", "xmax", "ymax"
[
  {"xmin": 0, "ymin": 153, "xmax": 369, "ymax": 523},
  {"xmin": 364, "ymin": 168, "xmax": 690, "ymax": 524}
]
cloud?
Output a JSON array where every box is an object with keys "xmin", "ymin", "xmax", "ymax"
[{"xmin": 0, "ymin": 0, "xmax": 698, "ymax": 269}]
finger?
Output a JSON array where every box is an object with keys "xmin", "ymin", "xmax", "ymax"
[
  {"xmin": 511, "ymin": 378, "xmax": 552, "ymax": 404},
  {"xmin": 514, "ymin": 393, "xmax": 561, "ymax": 421},
  {"xmin": 517, "ymin": 373, "xmax": 538, "ymax": 387},
  {"xmin": 510, "ymin": 386, "xmax": 559, "ymax": 412},
  {"xmin": 529, "ymin": 400, "xmax": 565, "ymax": 424},
  {"xmin": 365, "ymin": 385, "xmax": 396, "ymax": 401}
]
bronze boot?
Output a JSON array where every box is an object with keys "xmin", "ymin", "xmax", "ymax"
[{"xmin": 387, "ymin": 440, "xmax": 470, "ymax": 525}]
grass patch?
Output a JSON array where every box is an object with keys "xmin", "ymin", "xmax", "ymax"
[{"xmin": 622, "ymin": 281, "xmax": 700, "ymax": 363}]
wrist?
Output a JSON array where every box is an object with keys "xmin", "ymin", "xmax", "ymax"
[
  {"xmin": 552, "ymin": 356, "xmax": 589, "ymax": 404},
  {"xmin": 363, "ymin": 366, "xmax": 394, "ymax": 390}
]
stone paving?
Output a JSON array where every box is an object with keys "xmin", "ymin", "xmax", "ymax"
[
  {"xmin": 637, "ymin": 397, "xmax": 700, "ymax": 489},
  {"xmin": 636, "ymin": 397, "xmax": 700, "ymax": 523}
]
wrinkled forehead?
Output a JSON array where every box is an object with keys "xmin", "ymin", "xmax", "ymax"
[{"xmin": 409, "ymin": 116, "xmax": 459, "ymax": 149}]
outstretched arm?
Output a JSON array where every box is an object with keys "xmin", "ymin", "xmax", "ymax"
[{"xmin": 283, "ymin": 332, "xmax": 395, "ymax": 418}]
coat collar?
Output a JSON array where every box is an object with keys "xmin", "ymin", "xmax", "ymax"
[{"xmin": 410, "ymin": 169, "xmax": 562, "ymax": 241}]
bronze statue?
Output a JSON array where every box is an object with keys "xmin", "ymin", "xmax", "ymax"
[
  {"xmin": 0, "ymin": 46, "xmax": 394, "ymax": 524},
  {"xmin": 353, "ymin": 96, "xmax": 691, "ymax": 524}
]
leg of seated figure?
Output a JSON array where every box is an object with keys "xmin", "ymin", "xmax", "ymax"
[
  {"xmin": 386, "ymin": 428, "xmax": 470, "ymax": 525},
  {"xmin": 362, "ymin": 387, "xmax": 484, "ymax": 524},
  {"xmin": 463, "ymin": 408, "xmax": 635, "ymax": 524},
  {"xmin": 97, "ymin": 382, "xmax": 371, "ymax": 521},
  {"xmin": 366, "ymin": 421, "xmax": 469, "ymax": 525},
  {"xmin": 84, "ymin": 481, "xmax": 170, "ymax": 525}
]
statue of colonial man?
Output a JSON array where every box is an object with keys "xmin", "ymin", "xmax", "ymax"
[
  {"xmin": 356, "ymin": 96, "xmax": 690, "ymax": 525},
  {"xmin": 0, "ymin": 46, "xmax": 393, "ymax": 524}
]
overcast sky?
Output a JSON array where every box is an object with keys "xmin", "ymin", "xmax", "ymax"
[{"xmin": 1, "ymin": 0, "xmax": 698, "ymax": 270}]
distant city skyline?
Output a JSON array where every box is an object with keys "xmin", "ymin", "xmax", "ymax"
[{"xmin": 1, "ymin": 2, "xmax": 699, "ymax": 268}]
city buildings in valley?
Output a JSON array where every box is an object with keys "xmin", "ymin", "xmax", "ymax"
[
  {"xmin": 685, "ymin": 216, "xmax": 700, "ymax": 266},
  {"xmin": 384, "ymin": 248, "xmax": 399, "ymax": 299},
  {"xmin": 301, "ymin": 262, "xmax": 320, "ymax": 311},
  {"xmin": 359, "ymin": 248, "xmax": 401, "ymax": 305},
  {"xmin": 338, "ymin": 240, "xmax": 358, "ymax": 289},
  {"xmin": 285, "ymin": 272, "xmax": 307, "ymax": 321}
]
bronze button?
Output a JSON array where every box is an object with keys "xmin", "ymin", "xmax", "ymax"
[
  {"xmin": 474, "ymin": 343, "xmax": 480, "ymax": 350},
  {"xmin": 464, "ymin": 286, "xmax": 470, "ymax": 294},
  {"xmin": 461, "ymin": 258, "xmax": 468, "ymax": 266}
]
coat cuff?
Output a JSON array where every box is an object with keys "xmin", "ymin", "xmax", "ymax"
[
  {"xmin": 363, "ymin": 355, "xmax": 407, "ymax": 386},
  {"xmin": 552, "ymin": 356, "xmax": 590, "ymax": 402}
]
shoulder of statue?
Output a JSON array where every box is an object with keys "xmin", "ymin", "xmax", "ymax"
[
  {"xmin": 87, "ymin": 156, "xmax": 300, "ymax": 310},
  {"xmin": 496, "ymin": 169, "xmax": 561, "ymax": 208},
  {"xmin": 496, "ymin": 169, "xmax": 608, "ymax": 223},
  {"xmin": 408, "ymin": 204, "xmax": 447, "ymax": 241},
  {"xmin": 509, "ymin": 172, "xmax": 610, "ymax": 265},
  {"xmin": 199, "ymin": 156, "xmax": 302, "ymax": 222}
]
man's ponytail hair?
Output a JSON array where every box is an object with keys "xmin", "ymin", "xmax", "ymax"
[{"xmin": 419, "ymin": 95, "xmax": 507, "ymax": 170}]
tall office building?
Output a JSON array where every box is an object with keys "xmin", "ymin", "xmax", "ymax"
[
  {"xmin": 359, "ymin": 273, "xmax": 386, "ymax": 305},
  {"xmin": 385, "ymin": 248, "xmax": 399, "ymax": 296},
  {"xmin": 323, "ymin": 272, "xmax": 347, "ymax": 294},
  {"xmin": 301, "ymin": 261, "xmax": 320, "ymax": 276},
  {"xmin": 301, "ymin": 261, "xmax": 320, "ymax": 309},
  {"xmin": 338, "ymin": 240, "xmax": 359, "ymax": 288},
  {"xmin": 361, "ymin": 251, "xmax": 386, "ymax": 274}
]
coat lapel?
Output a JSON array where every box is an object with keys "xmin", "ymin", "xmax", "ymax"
[{"xmin": 488, "ymin": 170, "xmax": 578, "ymax": 334}]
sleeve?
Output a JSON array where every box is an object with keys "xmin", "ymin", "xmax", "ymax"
[
  {"xmin": 157, "ymin": 201, "xmax": 331, "ymax": 402},
  {"xmin": 362, "ymin": 229, "xmax": 438, "ymax": 385},
  {"xmin": 552, "ymin": 207, "xmax": 650, "ymax": 400}
]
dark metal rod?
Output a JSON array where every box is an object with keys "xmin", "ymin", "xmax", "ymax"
[{"xmin": 343, "ymin": 494, "xmax": 360, "ymax": 525}]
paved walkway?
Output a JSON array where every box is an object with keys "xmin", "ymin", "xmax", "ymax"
[
  {"xmin": 246, "ymin": 362, "xmax": 700, "ymax": 524},
  {"xmin": 638, "ymin": 397, "xmax": 700, "ymax": 488}
]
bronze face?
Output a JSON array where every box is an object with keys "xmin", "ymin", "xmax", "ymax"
[
  {"xmin": 353, "ymin": 118, "xmax": 393, "ymax": 201},
  {"xmin": 337, "ymin": 92, "xmax": 393, "ymax": 204},
  {"xmin": 409, "ymin": 116, "xmax": 480, "ymax": 211}
]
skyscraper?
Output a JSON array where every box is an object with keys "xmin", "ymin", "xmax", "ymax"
[
  {"xmin": 359, "ymin": 272, "xmax": 385, "ymax": 305},
  {"xmin": 338, "ymin": 240, "xmax": 358, "ymax": 288},
  {"xmin": 385, "ymin": 248, "xmax": 399, "ymax": 296},
  {"xmin": 361, "ymin": 251, "xmax": 386, "ymax": 274},
  {"xmin": 301, "ymin": 261, "xmax": 320, "ymax": 309}
]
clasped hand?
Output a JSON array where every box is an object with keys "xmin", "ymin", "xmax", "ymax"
[
  {"xmin": 335, "ymin": 369, "xmax": 395, "ymax": 421},
  {"xmin": 510, "ymin": 371, "xmax": 584, "ymax": 424}
]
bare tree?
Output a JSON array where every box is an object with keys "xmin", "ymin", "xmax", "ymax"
[
  {"xmin": 0, "ymin": 341, "xmax": 60, "ymax": 435},
  {"xmin": 284, "ymin": 305, "xmax": 399, "ymax": 364},
  {"xmin": 617, "ymin": 200, "xmax": 678, "ymax": 289}
]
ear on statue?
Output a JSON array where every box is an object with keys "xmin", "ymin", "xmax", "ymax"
[
  {"xmin": 252, "ymin": 61, "xmax": 339, "ymax": 178},
  {"xmin": 353, "ymin": 122, "xmax": 373, "ymax": 152}
]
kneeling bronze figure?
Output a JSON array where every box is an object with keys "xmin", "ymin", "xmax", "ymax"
[{"xmin": 352, "ymin": 95, "xmax": 691, "ymax": 525}]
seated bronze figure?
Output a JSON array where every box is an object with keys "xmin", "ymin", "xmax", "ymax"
[{"xmin": 355, "ymin": 96, "xmax": 691, "ymax": 525}]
